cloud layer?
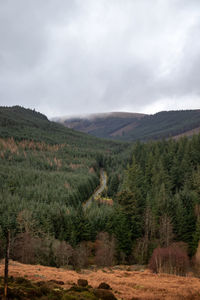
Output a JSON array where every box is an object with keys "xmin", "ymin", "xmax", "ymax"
[{"xmin": 0, "ymin": 0, "xmax": 200, "ymax": 117}]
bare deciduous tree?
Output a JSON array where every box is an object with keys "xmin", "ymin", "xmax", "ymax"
[
  {"xmin": 132, "ymin": 207, "xmax": 156, "ymax": 264},
  {"xmin": 149, "ymin": 243, "xmax": 189, "ymax": 276},
  {"xmin": 95, "ymin": 232, "xmax": 116, "ymax": 267},
  {"xmin": 159, "ymin": 214, "xmax": 173, "ymax": 247},
  {"xmin": 72, "ymin": 241, "xmax": 93, "ymax": 269},
  {"xmin": 54, "ymin": 240, "xmax": 73, "ymax": 267},
  {"xmin": 11, "ymin": 232, "xmax": 36, "ymax": 264}
]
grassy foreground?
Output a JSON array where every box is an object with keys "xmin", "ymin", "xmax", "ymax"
[{"xmin": 1, "ymin": 260, "xmax": 200, "ymax": 299}]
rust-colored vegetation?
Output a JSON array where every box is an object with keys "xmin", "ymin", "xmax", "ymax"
[
  {"xmin": 0, "ymin": 138, "xmax": 66, "ymax": 169},
  {"xmin": 1, "ymin": 260, "xmax": 200, "ymax": 299},
  {"xmin": 149, "ymin": 244, "xmax": 189, "ymax": 276},
  {"xmin": 97, "ymin": 197, "xmax": 114, "ymax": 206}
]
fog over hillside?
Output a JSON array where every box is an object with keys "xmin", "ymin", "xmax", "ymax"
[{"xmin": 54, "ymin": 109, "xmax": 200, "ymax": 141}]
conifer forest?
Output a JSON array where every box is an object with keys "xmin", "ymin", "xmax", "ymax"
[{"xmin": 1, "ymin": 106, "xmax": 200, "ymax": 274}]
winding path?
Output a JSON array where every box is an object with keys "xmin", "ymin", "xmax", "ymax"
[{"xmin": 84, "ymin": 169, "xmax": 107, "ymax": 209}]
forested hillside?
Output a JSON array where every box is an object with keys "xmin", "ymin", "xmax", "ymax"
[
  {"xmin": 122, "ymin": 110, "xmax": 200, "ymax": 141},
  {"xmin": 0, "ymin": 106, "xmax": 131, "ymax": 267},
  {"xmin": 56, "ymin": 112, "xmax": 145, "ymax": 139},
  {"xmin": 117, "ymin": 134, "xmax": 200, "ymax": 267},
  {"xmin": 58, "ymin": 109, "xmax": 200, "ymax": 141},
  {"xmin": 1, "ymin": 106, "xmax": 200, "ymax": 275}
]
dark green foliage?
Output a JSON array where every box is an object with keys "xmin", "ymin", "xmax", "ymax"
[
  {"xmin": 107, "ymin": 173, "xmax": 120, "ymax": 197},
  {"xmin": 119, "ymin": 134, "xmax": 200, "ymax": 262},
  {"xmin": 0, "ymin": 106, "xmax": 132, "ymax": 263},
  {"xmin": 112, "ymin": 207, "xmax": 132, "ymax": 259}
]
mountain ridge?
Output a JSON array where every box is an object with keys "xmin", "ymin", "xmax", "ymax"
[
  {"xmin": 52, "ymin": 111, "xmax": 146, "ymax": 121},
  {"xmin": 54, "ymin": 109, "xmax": 200, "ymax": 141}
]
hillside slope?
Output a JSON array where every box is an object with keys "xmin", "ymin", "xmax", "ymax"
[
  {"xmin": 54, "ymin": 112, "xmax": 146, "ymax": 139},
  {"xmin": 0, "ymin": 105, "xmax": 130, "ymax": 154},
  {"xmin": 1, "ymin": 106, "xmax": 200, "ymax": 273},
  {"xmin": 0, "ymin": 105, "xmax": 106, "ymax": 145},
  {"xmin": 124, "ymin": 109, "xmax": 200, "ymax": 141},
  {"xmin": 0, "ymin": 106, "xmax": 131, "ymax": 259},
  {"xmin": 56, "ymin": 109, "xmax": 200, "ymax": 141},
  {"xmin": 1, "ymin": 261, "xmax": 200, "ymax": 300}
]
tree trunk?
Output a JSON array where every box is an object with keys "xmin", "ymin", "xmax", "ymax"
[{"xmin": 4, "ymin": 230, "xmax": 10, "ymax": 300}]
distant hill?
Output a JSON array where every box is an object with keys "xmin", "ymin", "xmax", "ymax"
[
  {"xmin": 53, "ymin": 112, "xmax": 146, "ymax": 139},
  {"xmin": 55, "ymin": 110, "xmax": 200, "ymax": 141},
  {"xmin": 0, "ymin": 105, "xmax": 129, "ymax": 169},
  {"xmin": 0, "ymin": 105, "xmax": 105, "ymax": 145}
]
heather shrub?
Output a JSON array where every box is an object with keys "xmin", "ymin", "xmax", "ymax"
[{"xmin": 149, "ymin": 243, "xmax": 189, "ymax": 276}]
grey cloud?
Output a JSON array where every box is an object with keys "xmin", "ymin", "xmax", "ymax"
[
  {"xmin": 0, "ymin": 0, "xmax": 200, "ymax": 117},
  {"xmin": 159, "ymin": 21, "xmax": 200, "ymax": 98}
]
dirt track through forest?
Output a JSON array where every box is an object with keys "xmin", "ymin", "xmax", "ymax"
[{"xmin": 84, "ymin": 169, "xmax": 107, "ymax": 208}]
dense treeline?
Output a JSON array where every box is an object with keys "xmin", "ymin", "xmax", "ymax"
[
  {"xmin": 2, "ymin": 134, "xmax": 200, "ymax": 270},
  {"xmin": 0, "ymin": 137, "xmax": 130, "ymax": 241},
  {"xmin": 0, "ymin": 106, "xmax": 132, "ymax": 267},
  {"xmin": 115, "ymin": 134, "xmax": 200, "ymax": 265}
]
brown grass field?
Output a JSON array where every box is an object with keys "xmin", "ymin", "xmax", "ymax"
[{"xmin": 1, "ymin": 260, "xmax": 200, "ymax": 299}]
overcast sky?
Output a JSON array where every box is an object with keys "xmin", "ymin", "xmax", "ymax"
[{"xmin": 0, "ymin": 0, "xmax": 200, "ymax": 118}]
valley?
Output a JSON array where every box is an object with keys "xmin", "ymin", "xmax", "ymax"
[
  {"xmin": 1, "ymin": 1, "xmax": 200, "ymax": 298},
  {"xmin": 1, "ymin": 106, "xmax": 200, "ymax": 299}
]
